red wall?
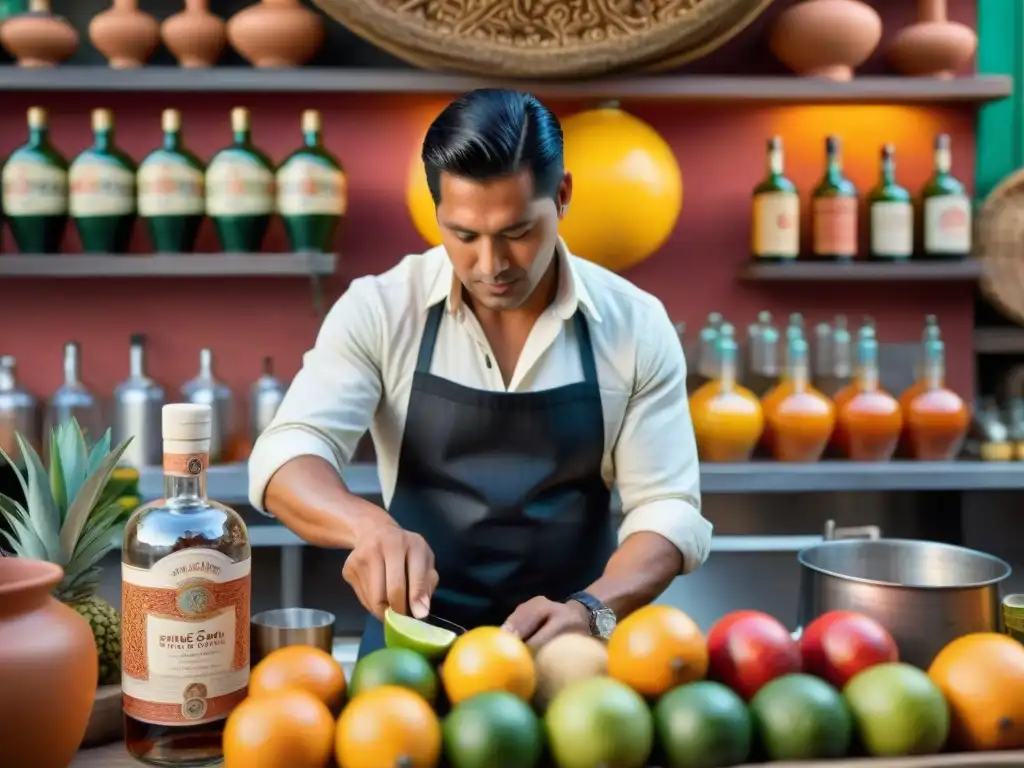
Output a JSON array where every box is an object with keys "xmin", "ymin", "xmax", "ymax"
[{"xmin": 0, "ymin": 0, "xmax": 977, "ymax": 434}]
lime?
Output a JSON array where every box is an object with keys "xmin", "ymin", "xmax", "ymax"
[
  {"xmin": 443, "ymin": 691, "xmax": 544, "ymax": 768},
  {"xmin": 544, "ymin": 676, "xmax": 653, "ymax": 768},
  {"xmin": 384, "ymin": 607, "xmax": 457, "ymax": 660},
  {"xmin": 654, "ymin": 681, "xmax": 753, "ymax": 768},
  {"xmin": 349, "ymin": 647, "xmax": 438, "ymax": 703},
  {"xmin": 750, "ymin": 673, "xmax": 852, "ymax": 761}
]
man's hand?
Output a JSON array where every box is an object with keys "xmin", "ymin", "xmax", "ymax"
[
  {"xmin": 502, "ymin": 597, "xmax": 591, "ymax": 649},
  {"xmin": 342, "ymin": 519, "xmax": 439, "ymax": 621}
]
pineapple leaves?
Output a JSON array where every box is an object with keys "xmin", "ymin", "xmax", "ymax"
[
  {"xmin": 75, "ymin": 500, "xmax": 130, "ymax": 563},
  {"xmin": 87, "ymin": 429, "xmax": 113, "ymax": 477},
  {"xmin": 57, "ymin": 420, "xmax": 92, "ymax": 507},
  {"xmin": 0, "ymin": 494, "xmax": 47, "ymax": 560},
  {"xmin": 49, "ymin": 437, "xmax": 68, "ymax": 518},
  {"xmin": 15, "ymin": 434, "xmax": 62, "ymax": 562}
]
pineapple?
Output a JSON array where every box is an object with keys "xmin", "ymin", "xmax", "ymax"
[{"xmin": 0, "ymin": 419, "xmax": 133, "ymax": 686}]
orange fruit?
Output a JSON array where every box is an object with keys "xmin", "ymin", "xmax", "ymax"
[
  {"xmin": 223, "ymin": 688, "xmax": 334, "ymax": 768},
  {"xmin": 607, "ymin": 604, "xmax": 708, "ymax": 698},
  {"xmin": 441, "ymin": 626, "xmax": 536, "ymax": 705},
  {"xmin": 927, "ymin": 632, "xmax": 1024, "ymax": 751},
  {"xmin": 249, "ymin": 645, "xmax": 347, "ymax": 712},
  {"xmin": 335, "ymin": 684, "xmax": 442, "ymax": 768}
]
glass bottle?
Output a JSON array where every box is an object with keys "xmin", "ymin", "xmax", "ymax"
[
  {"xmin": 811, "ymin": 135, "xmax": 858, "ymax": 261},
  {"xmin": 835, "ymin": 326, "xmax": 903, "ymax": 461},
  {"xmin": 904, "ymin": 338, "xmax": 970, "ymax": 460},
  {"xmin": 46, "ymin": 342, "xmax": 102, "ymax": 451},
  {"xmin": 138, "ymin": 108, "xmax": 205, "ymax": 253},
  {"xmin": 867, "ymin": 143, "xmax": 913, "ymax": 261},
  {"xmin": 688, "ymin": 312, "xmax": 722, "ymax": 396},
  {"xmin": 690, "ymin": 323, "xmax": 735, "ymax": 413},
  {"xmin": 69, "ymin": 108, "xmax": 137, "ymax": 254},
  {"xmin": 277, "ymin": 109, "xmax": 346, "ymax": 253},
  {"xmin": 122, "ymin": 403, "xmax": 251, "ymax": 765},
  {"xmin": 966, "ymin": 397, "xmax": 1012, "ymax": 461},
  {"xmin": 897, "ymin": 315, "xmax": 941, "ymax": 455},
  {"xmin": 920, "ymin": 134, "xmax": 971, "ymax": 260},
  {"xmin": 1, "ymin": 106, "xmax": 68, "ymax": 253},
  {"xmin": 758, "ymin": 313, "xmax": 803, "ymax": 454},
  {"xmin": 690, "ymin": 333, "xmax": 764, "ymax": 462},
  {"xmin": 751, "ymin": 136, "xmax": 799, "ymax": 261},
  {"xmin": 746, "ymin": 310, "xmax": 780, "ymax": 397},
  {"xmin": 764, "ymin": 336, "xmax": 836, "ymax": 462},
  {"xmin": 206, "ymin": 106, "xmax": 275, "ymax": 253}
]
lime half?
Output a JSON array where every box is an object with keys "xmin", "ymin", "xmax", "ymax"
[{"xmin": 384, "ymin": 608, "xmax": 458, "ymax": 660}]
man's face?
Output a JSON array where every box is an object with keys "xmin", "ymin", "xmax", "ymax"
[{"xmin": 436, "ymin": 169, "xmax": 571, "ymax": 311}]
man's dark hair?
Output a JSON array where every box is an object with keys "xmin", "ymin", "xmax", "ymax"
[{"xmin": 421, "ymin": 88, "xmax": 564, "ymax": 204}]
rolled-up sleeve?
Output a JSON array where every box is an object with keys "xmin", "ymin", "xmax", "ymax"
[
  {"xmin": 247, "ymin": 277, "xmax": 384, "ymax": 513},
  {"xmin": 614, "ymin": 300, "xmax": 711, "ymax": 574}
]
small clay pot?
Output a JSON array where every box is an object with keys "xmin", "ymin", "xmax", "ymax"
[
  {"xmin": 162, "ymin": 0, "xmax": 226, "ymax": 68},
  {"xmin": 0, "ymin": 0, "xmax": 78, "ymax": 67},
  {"xmin": 0, "ymin": 557, "xmax": 98, "ymax": 768},
  {"xmin": 89, "ymin": 0, "xmax": 160, "ymax": 68},
  {"xmin": 769, "ymin": 0, "xmax": 882, "ymax": 81},
  {"xmin": 888, "ymin": 0, "xmax": 977, "ymax": 78},
  {"xmin": 227, "ymin": 0, "xmax": 325, "ymax": 68}
]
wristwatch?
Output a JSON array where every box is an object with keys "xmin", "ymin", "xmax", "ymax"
[{"xmin": 567, "ymin": 591, "xmax": 617, "ymax": 639}]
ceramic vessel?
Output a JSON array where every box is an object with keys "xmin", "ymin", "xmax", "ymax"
[
  {"xmin": 162, "ymin": 0, "xmax": 226, "ymax": 68},
  {"xmin": 0, "ymin": 557, "xmax": 98, "ymax": 767},
  {"xmin": 227, "ymin": 0, "xmax": 325, "ymax": 68},
  {"xmin": 89, "ymin": 0, "xmax": 160, "ymax": 68},
  {"xmin": 888, "ymin": 0, "xmax": 976, "ymax": 78},
  {"xmin": 0, "ymin": 0, "xmax": 77, "ymax": 67},
  {"xmin": 769, "ymin": 0, "xmax": 882, "ymax": 81}
]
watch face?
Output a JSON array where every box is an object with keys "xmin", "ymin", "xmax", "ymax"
[{"xmin": 594, "ymin": 610, "xmax": 616, "ymax": 638}]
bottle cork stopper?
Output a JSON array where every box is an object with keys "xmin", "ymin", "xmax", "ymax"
[
  {"xmin": 92, "ymin": 108, "xmax": 113, "ymax": 132},
  {"xmin": 301, "ymin": 109, "xmax": 321, "ymax": 134},
  {"xmin": 27, "ymin": 107, "xmax": 46, "ymax": 129},
  {"xmin": 162, "ymin": 109, "xmax": 181, "ymax": 133},
  {"xmin": 230, "ymin": 107, "xmax": 249, "ymax": 133},
  {"xmin": 29, "ymin": 0, "xmax": 49, "ymax": 12},
  {"xmin": 163, "ymin": 403, "xmax": 212, "ymax": 442}
]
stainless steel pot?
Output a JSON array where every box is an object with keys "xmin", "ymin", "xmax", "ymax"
[{"xmin": 796, "ymin": 520, "xmax": 1011, "ymax": 670}]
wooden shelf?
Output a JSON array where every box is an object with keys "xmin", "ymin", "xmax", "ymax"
[
  {"xmin": 0, "ymin": 253, "xmax": 337, "ymax": 277},
  {"xmin": 739, "ymin": 260, "xmax": 983, "ymax": 283},
  {"xmin": 0, "ymin": 67, "xmax": 1010, "ymax": 103}
]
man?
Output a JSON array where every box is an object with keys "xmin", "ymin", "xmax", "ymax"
[{"xmin": 248, "ymin": 88, "xmax": 711, "ymax": 658}]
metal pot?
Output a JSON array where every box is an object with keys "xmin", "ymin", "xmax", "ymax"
[{"xmin": 796, "ymin": 520, "xmax": 1011, "ymax": 670}]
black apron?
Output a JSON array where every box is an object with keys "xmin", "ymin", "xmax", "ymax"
[{"xmin": 357, "ymin": 299, "xmax": 615, "ymax": 658}]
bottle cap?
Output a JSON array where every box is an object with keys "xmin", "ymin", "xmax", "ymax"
[
  {"xmin": 27, "ymin": 107, "xmax": 46, "ymax": 129},
  {"xmin": 163, "ymin": 403, "xmax": 212, "ymax": 442},
  {"xmin": 162, "ymin": 109, "xmax": 181, "ymax": 133},
  {"xmin": 231, "ymin": 107, "xmax": 249, "ymax": 134},
  {"xmin": 301, "ymin": 109, "xmax": 321, "ymax": 134},
  {"xmin": 92, "ymin": 109, "xmax": 113, "ymax": 132}
]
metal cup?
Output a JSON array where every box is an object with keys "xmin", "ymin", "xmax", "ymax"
[{"xmin": 251, "ymin": 607, "xmax": 336, "ymax": 667}]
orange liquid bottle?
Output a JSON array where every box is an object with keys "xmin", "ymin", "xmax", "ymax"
[
  {"xmin": 765, "ymin": 336, "xmax": 835, "ymax": 462},
  {"xmin": 760, "ymin": 314, "xmax": 803, "ymax": 454},
  {"xmin": 897, "ymin": 315, "xmax": 940, "ymax": 456},
  {"xmin": 691, "ymin": 331, "xmax": 764, "ymax": 462},
  {"xmin": 905, "ymin": 338, "xmax": 970, "ymax": 460},
  {"xmin": 836, "ymin": 327, "xmax": 903, "ymax": 461}
]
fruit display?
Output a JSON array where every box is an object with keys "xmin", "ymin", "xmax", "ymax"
[{"xmin": 218, "ymin": 604, "xmax": 1024, "ymax": 768}]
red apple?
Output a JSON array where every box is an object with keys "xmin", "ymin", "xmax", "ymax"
[
  {"xmin": 706, "ymin": 610, "xmax": 802, "ymax": 700},
  {"xmin": 800, "ymin": 610, "xmax": 898, "ymax": 689}
]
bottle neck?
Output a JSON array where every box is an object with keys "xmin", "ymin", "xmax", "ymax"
[
  {"xmin": 767, "ymin": 146, "xmax": 783, "ymax": 176},
  {"xmin": 858, "ymin": 349, "xmax": 879, "ymax": 391},
  {"xmin": 163, "ymin": 129, "xmax": 181, "ymax": 152},
  {"xmin": 304, "ymin": 129, "xmax": 321, "ymax": 149},
  {"xmin": 924, "ymin": 356, "xmax": 945, "ymax": 390},
  {"xmin": 233, "ymin": 128, "xmax": 251, "ymax": 146},
  {"xmin": 934, "ymin": 146, "xmax": 951, "ymax": 175},
  {"xmin": 164, "ymin": 443, "xmax": 208, "ymax": 503},
  {"xmin": 826, "ymin": 151, "xmax": 843, "ymax": 181},
  {"xmin": 880, "ymin": 155, "xmax": 896, "ymax": 185},
  {"xmin": 28, "ymin": 126, "xmax": 48, "ymax": 147},
  {"xmin": 129, "ymin": 345, "xmax": 145, "ymax": 378},
  {"xmin": 791, "ymin": 358, "xmax": 809, "ymax": 392},
  {"xmin": 0, "ymin": 366, "xmax": 13, "ymax": 390},
  {"xmin": 93, "ymin": 127, "xmax": 113, "ymax": 152},
  {"xmin": 64, "ymin": 347, "xmax": 79, "ymax": 386}
]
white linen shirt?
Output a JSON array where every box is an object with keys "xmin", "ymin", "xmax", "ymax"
[{"xmin": 248, "ymin": 240, "xmax": 712, "ymax": 574}]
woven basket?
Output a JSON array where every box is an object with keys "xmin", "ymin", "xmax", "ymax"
[
  {"xmin": 977, "ymin": 167, "xmax": 1024, "ymax": 326},
  {"xmin": 312, "ymin": 0, "xmax": 776, "ymax": 79}
]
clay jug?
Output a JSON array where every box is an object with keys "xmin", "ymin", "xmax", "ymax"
[
  {"xmin": 888, "ymin": 0, "xmax": 976, "ymax": 78},
  {"xmin": 227, "ymin": 0, "xmax": 325, "ymax": 68},
  {"xmin": 769, "ymin": 0, "xmax": 882, "ymax": 81},
  {"xmin": 0, "ymin": 0, "xmax": 78, "ymax": 67},
  {"xmin": 162, "ymin": 0, "xmax": 226, "ymax": 68},
  {"xmin": 0, "ymin": 557, "xmax": 98, "ymax": 767},
  {"xmin": 89, "ymin": 0, "xmax": 160, "ymax": 68}
]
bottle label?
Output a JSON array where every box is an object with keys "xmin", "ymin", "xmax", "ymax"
[
  {"xmin": 924, "ymin": 194, "xmax": 971, "ymax": 254},
  {"xmin": 164, "ymin": 451, "xmax": 208, "ymax": 477},
  {"xmin": 122, "ymin": 547, "xmax": 251, "ymax": 726},
  {"xmin": 812, "ymin": 197, "xmax": 857, "ymax": 257},
  {"xmin": 870, "ymin": 201, "xmax": 913, "ymax": 257},
  {"xmin": 69, "ymin": 155, "xmax": 135, "ymax": 217},
  {"xmin": 138, "ymin": 159, "xmax": 205, "ymax": 217},
  {"xmin": 276, "ymin": 157, "xmax": 347, "ymax": 216},
  {"xmin": 1, "ymin": 156, "xmax": 68, "ymax": 216},
  {"xmin": 206, "ymin": 154, "xmax": 274, "ymax": 216},
  {"xmin": 752, "ymin": 191, "xmax": 799, "ymax": 258}
]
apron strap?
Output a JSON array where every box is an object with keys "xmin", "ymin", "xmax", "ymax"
[
  {"xmin": 573, "ymin": 310, "xmax": 599, "ymax": 386},
  {"xmin": 415, "ymin": 300, "xmax": 447, "ymax": 374}
]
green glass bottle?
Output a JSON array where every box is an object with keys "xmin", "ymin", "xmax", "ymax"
[
  {"xmin": 867, "ymin": 143, "xmax": 913, "ymax": 261},
  {"xmin": 811, "ymin": 135, "xmax": 858, "ymax": 261},
  {"xmin": 751, "ymin": 136, "xmax": 799, "ymax": 261},
  {"xmin": 277, "ymin": 109, "xmax": 346, "ymax": 253},
  {"xmin": 206, "ymin": 106, "xmax": 274, "ymax": 253},
  {"xmin": 920, "ymin": 133, "xmax": 971, "ymax": 260},
  {"xmin": 1, "ymin": 106, "xmax": 68, "ymax": 254},
  {"xmin": 69, "ymin": 108, "xmax": 136, "ymax": 254},
  {"xmin": 138, "ymin": 108, "xmax": 205, "ymax": 253}
]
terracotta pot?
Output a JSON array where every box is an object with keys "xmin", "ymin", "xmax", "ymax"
[
  {"xmin": 0, "ymin": 557, "xmax": 98, "ymax": 767},
  {"xmin": 888, "ymin": 0, "xmax": 976, "ymax": 78},
  {"xmin": 227, "ymin": 0, "xmax": 325, "ymax": 68},
  {"xmin": 769, "ymin": 0, "xmax": 882, "ymax": 81},
  {"xmin": 0, "ymin": 0, "xmax": 78, "ymax": 67},
  {"xmin": 162, "ymin": 0, "xmax": 226, "ymax": 68},
  {"xmin": 89, "ymin": 0, "xmax": 160, "ymax": 68}
]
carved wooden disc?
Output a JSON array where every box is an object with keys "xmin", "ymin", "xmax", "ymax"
[{"xmin": 313, "ymin": 0, "xmax": 777, "ymax": 78}]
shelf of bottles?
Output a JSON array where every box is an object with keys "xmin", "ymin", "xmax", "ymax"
[{"xmin": 0, "ymin": 105, "xmax": 345, "ymax": 276}]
